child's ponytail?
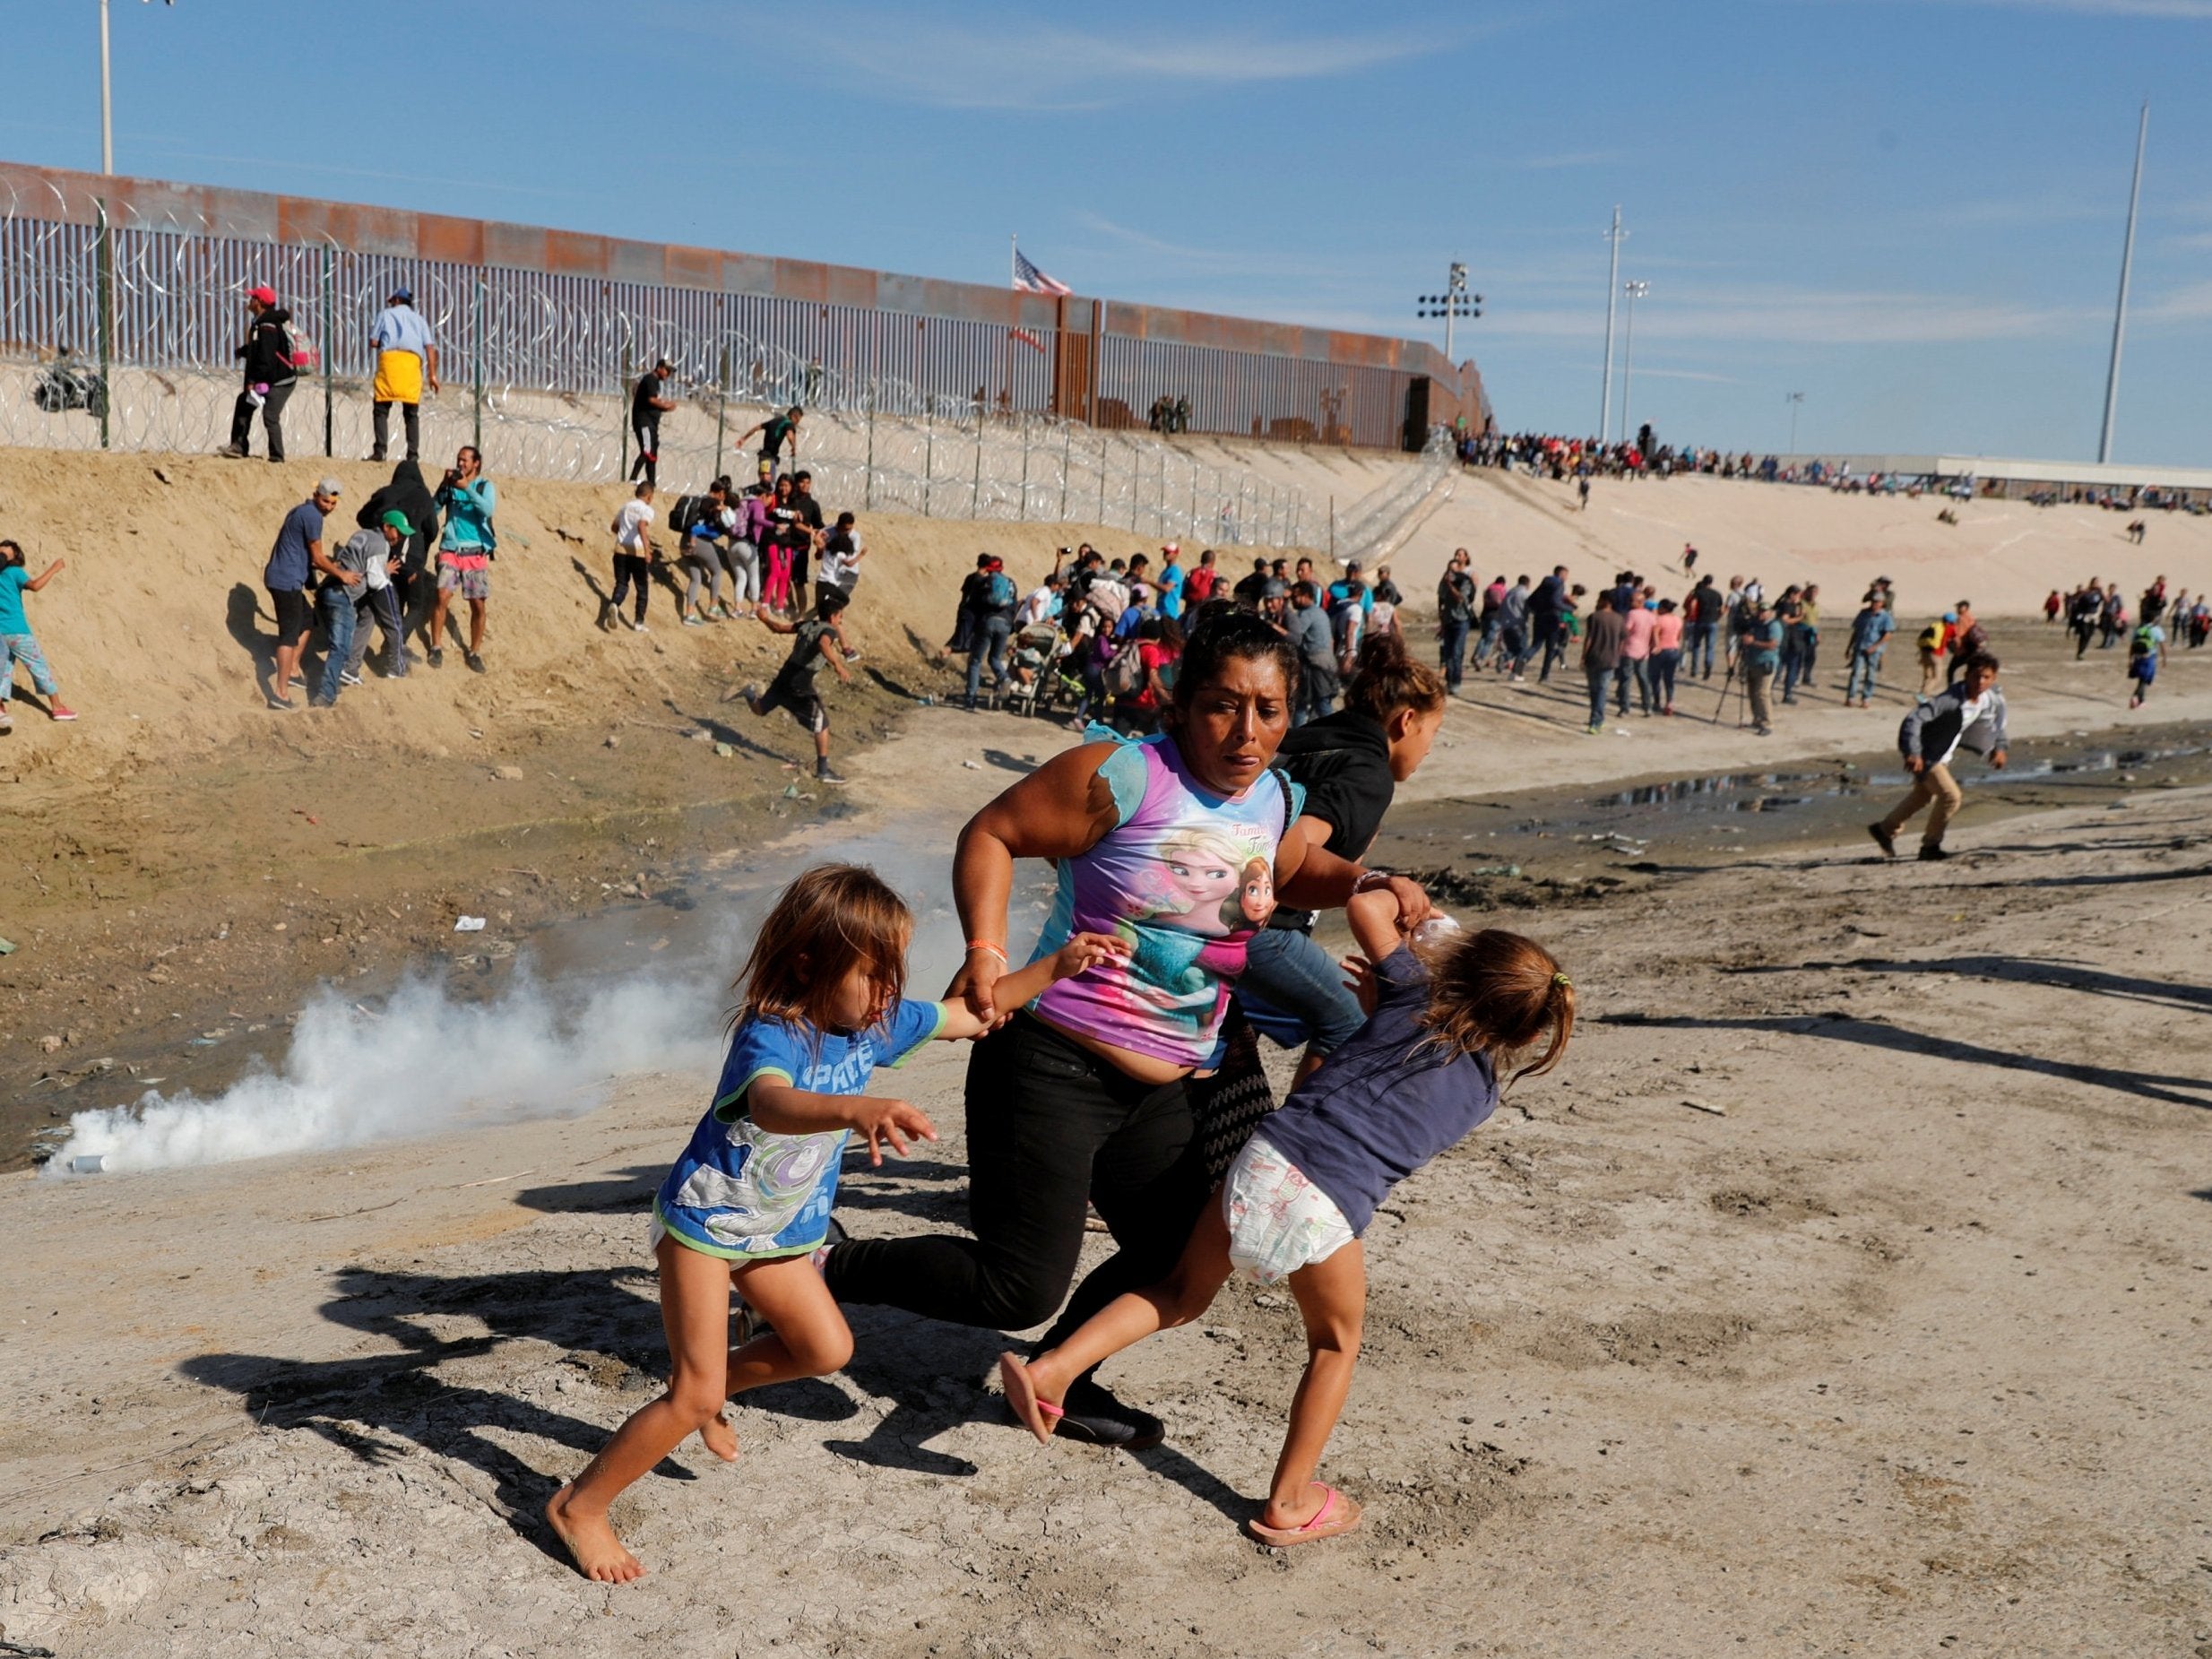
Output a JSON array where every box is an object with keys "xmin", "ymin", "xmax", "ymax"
[{"xmin": 1414, "ymin": 929, "xmax": 1575, "ymax": 1087}]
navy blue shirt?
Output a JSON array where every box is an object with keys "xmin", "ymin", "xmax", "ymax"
[
  {"xmin": 264, "ymin": 500, "xmax": 324, "ymax": 592},
  {"xmin": 1256, "ymin": 945, "xmax": 1499, "ymax": 1235}
]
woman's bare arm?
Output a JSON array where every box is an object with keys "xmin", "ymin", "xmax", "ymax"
[{"xmin": 949, "ymin": 741, "xmax": 1123, "ymax": 1022}]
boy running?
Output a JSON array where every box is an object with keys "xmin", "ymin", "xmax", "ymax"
[
  {"xmin": 737, "ymin": 585, "xmax": 854, "ymax": 783},
  {"xmin": 2127, "ymin": 618, "xmax": 2167, "ymax": 709},
  {"xmin": 1868, "ymin": 652, "xmax": 2007, "ymax": 864}
]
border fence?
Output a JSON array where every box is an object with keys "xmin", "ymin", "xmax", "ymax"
[{"xmin": 0, "ymin": 161, "xmax": 1488, "ymax": 550}]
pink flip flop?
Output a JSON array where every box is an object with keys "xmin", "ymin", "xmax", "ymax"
[
  {"xmin": 1247, "ymin": 1483, "xmax": 1363, "ymax": 1547},
  {"xmin": 998, "ymin": 1352, "xmax": 1064, "ymax": 1445}
]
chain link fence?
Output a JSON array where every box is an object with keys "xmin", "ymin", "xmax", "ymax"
[{"xmin": 0, "ymin": 190, "xmax": 1456, "ymax": 552}]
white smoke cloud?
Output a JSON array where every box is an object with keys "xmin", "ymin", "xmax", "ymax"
[
  {"xmin": 36, "ymin": 824, "xmax": 1024, "ymax": 1180},
  {"xmin": 40, "ymin": 963, "xmax": 724, "ymax": 1179}
]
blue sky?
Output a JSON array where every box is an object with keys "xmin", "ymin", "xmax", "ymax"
[{"xmin": 7, "ymin": 0, "xmax": 2209, "ymax": 463}]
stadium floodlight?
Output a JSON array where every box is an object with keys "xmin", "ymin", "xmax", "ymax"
[{"xmin": 1415, "ymin": 262, "xmax": 1482, "ymax": 360}]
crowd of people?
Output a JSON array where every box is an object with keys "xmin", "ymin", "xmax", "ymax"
[
  {"xmin": 935, "ymin": 540, "xmax": 1418, "ymax": 736},
  {"xmin": 1456, "ymin": 425, "xmax": 1776, "ymax": 485}
]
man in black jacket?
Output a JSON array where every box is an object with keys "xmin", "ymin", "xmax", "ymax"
[{"xmin": 220, "ymin": 286, "xmax": 297, "ymax": 462}]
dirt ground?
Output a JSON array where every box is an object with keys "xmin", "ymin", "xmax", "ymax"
[
  {"xmin": 6, "ymin": 682, "xmax": 2212, "ymax": 1655},
  {"xmin": 3, "ymin": 442, "xmax": 2211, "ymax": 1655}
]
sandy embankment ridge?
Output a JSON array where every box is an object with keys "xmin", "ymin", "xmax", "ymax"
[{"xmin": 2, "ymin": 442, "xmax": 2210, "ymax": 1654}]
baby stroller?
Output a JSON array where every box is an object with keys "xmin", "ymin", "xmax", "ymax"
[{"xmin": 1002, "ymin": 622, "xmax": 1065, "ymax": 718}]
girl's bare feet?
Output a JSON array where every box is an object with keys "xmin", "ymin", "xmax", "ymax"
[
  {"xmin": 699, "ymin": 1413, "xmax": 739, "ymax": 1462},
  {"xmin": 545, "ymin": 1482, "xmax": 647, "ymax": 1583}
]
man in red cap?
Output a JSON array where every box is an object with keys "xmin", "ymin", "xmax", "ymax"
[{"xmin": 220, "ymin": 287, "xmax": 298, "ymax": 462}]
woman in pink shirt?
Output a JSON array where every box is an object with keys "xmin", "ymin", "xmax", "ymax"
[
  {"xmin": 1648, "ymin": 597, "xmax": 1685, "ymax": 715},
  {"xmin": 1618, "ymin": 593, "xmax": 1657, "ymax": 716}
]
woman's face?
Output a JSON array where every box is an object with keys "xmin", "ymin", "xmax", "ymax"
[{"xmin": 1174, "ymin": 656, "xmax": 1291, "ymax": 796}]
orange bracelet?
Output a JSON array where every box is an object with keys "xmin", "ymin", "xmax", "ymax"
[{"xmin": 966, "ymin": 940, "xmax": 1008, "ymax": 963}]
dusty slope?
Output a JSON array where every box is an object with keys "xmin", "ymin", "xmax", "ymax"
[
  {"xmin": 1388, "ymin": 466, "xmax": 2212, "ymax": 622},
  {"xmin": 0, "ymin": 446, "xmax": 1247, "ymax": 791}
]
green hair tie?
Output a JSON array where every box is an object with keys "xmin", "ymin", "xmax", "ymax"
[{"xmin": 1553, "ymin": 973, "xmax": 1572, "ymax": 989}]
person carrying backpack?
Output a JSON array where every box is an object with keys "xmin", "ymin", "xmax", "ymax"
[
  {"xmin": 964, "ymin": 557, "xmax": 1019, "ymax": 712},
  {"xmin": 2127, "ymin": 619, "xmax": 2167, "ymax": 709}
]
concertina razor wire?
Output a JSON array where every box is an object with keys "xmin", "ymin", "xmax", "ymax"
[{"xmin": 0, "ymin": 190, "xmax": 1450, "ymax": 558}]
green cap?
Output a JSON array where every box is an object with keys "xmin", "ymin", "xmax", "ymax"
[{"xmin": 381, "ymin": 510, "xmax": 411, "ymax": 531}]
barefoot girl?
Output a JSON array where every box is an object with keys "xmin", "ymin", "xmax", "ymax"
[
  {"xmin": 547, "ymin": 863, "xmax": 1123, "ymax": 1583},
  {"xmin": 1000, "ymin": 889, "xmax": 1573, "ymax": 1547}
]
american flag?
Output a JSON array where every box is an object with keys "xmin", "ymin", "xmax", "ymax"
[{"xmin": 1013, "ymin": 246, "xmax": 1072, "ymax": 297}]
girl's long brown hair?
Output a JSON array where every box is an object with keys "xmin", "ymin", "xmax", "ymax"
[
  {"xmin": 1414, "ymin": 928, "xmax": 1575, "ymax": 1087},
  {"xmin": 735, "ymin": 864, "xmax": 912, "ymax": 1037},
  {"xmin": 1344, "ymin": 628, "xmax": 1447, "ymax": 722}
]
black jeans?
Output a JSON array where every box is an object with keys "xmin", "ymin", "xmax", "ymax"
[
  {"xmin": 630, "ymin": 415, "xmax": 661, "ymax": 485},
  {"xmin": 825, "ymin": 1012, "xmax": 1211, "ymax": 1348},
  {"xmin": 228, "ymin": 378, "xmax": 295, "ymax": 460},
  {"xmin": 371, "ymin": 399, "xmax": 421, "ymax": 462},
  {"xmin": 610, "ymin": 551, "xmax": 651, "ymax": 622}
]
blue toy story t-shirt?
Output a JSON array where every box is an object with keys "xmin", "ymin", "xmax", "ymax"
[{"xmin": 652, "ymin": 998, "xmax": 945, "ymax": 1259}]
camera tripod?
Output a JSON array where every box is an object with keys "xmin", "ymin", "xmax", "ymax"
[{"xmin": 1710, "ymin": 652, "xmax": 1748, "ymax": 728}]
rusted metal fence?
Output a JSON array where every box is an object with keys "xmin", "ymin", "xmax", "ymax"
[{"xmin": 0, "ymin": 162, "xmax": 1482, "ymax": 546}]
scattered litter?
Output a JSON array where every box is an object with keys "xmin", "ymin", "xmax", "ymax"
[
  {"xmin": 291, "ymin": 809, "xmax": 320, "ymax": 826},
  {"xmin": 351, "ymin": 1002, "xmax": 382, "ymax": 1020},
  {"xmin": 1681, "ymin": 1098, "xmax": 1728, "ymax": 1117},
  {"xmin": 454, "ymin": 916, "xmax": 488, "ymax": 932},
  {"xmin": 460, "ymin": 1167, "xmax": 539, "ymax": 1189},
  {"xmin": 962, "ymin": 759, "xmax": 982, "ymax": 769},
  {"xmin": 713, "ymin": 742, "xmax": 734, "ymax": 758},
  {"xmin": 70, "ymin": 1154, "xmax": 105, "ymax": 1176},
  {"xmin": 186, "ymin": 1037, "xmax": 219, "ymax": 1048},
  {"xmin": 782, "ymin": 783, "xmax": 799, "ymax": 799}
]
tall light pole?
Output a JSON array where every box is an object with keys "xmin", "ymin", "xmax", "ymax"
[
  {"xmin": 99, "ymin": 0, "xmax": 171, "ymax": 175},
  {"xmin": 1786, "ymin": 391, "xmax": 1805, "ymax": 454},
  {"xmin": 1597, "ymin": 206, "xmax": 1626, "ymax": 440},
  {"xmin": 1619, "ymin": 280, "xmax": 1649, "ymax": 445},
  {"xmin": 1415, "ymin": 262, "xmax": 1481, "ymax": 361},
  {"xmin": 2098, "ymin": 100, "xmax": 2148, "ymax": 465},
  {"xmin": 99, "ymin": 0, "xmax": 113, "ymax": 173}
]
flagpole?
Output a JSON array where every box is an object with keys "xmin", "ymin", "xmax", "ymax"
[{"xmin": 1010, "ymin": 233, "xmax": 1017, "ymax": 289}]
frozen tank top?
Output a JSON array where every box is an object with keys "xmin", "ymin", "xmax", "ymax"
[{"xmin": 1028, "ymin": 728, "xmax": 1304, "ymax": 1067}]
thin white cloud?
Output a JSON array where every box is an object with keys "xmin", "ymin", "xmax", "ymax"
[
  {"xmin": 1516, "ymin": 151, "xmax": 1628, "ymax": 171},
  {"xmin": 785, "ymin": 13, "xmax": 1461, "ymax": 110},
  {"xmin": 1478, "ymin": 286, "xmax": 2090, "ymax": 345},
  {"xmin": 2138, "ymin": 281, "xmax": 2212, "ymax": 324}
]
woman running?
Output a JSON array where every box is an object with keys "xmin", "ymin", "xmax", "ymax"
[{"xmin": 824, "ymin": 609, "xmax": 1431, "ymax": 1446}]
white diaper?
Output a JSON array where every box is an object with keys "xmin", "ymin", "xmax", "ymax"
[{"xmin": 1222, "ymin": 1133, "xmax": 1355, "ymax": 1286}]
